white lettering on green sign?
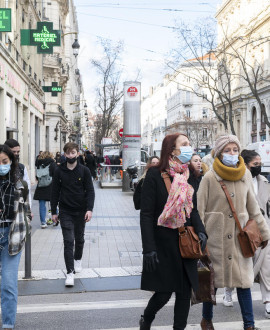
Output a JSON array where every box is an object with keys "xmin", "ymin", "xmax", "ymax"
[
  {"xmin": 0, "ymin": 9, "xmax": 11, "ymax": 32},
  {"xmin": 51, "ymin": 87, "xmax": 62, "ymax": 92},
  {"xmin": 33, "ymin": 26, "xmax": 57, "ymax": 49}
]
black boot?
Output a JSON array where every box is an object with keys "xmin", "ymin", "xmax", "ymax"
[{"xmin": 139, "ymin": 316, "xmax": 152, "ymax": 330}]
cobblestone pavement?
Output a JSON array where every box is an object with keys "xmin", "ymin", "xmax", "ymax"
[{"xmin": 19, "ymin": 181, "xmax": 142, "ymax": 278}]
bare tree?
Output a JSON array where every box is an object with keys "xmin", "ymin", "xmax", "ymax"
[
  {"xmin": 167, "ymin": 117, "xmax": 216, "ymax": 150},
  {"xmin": 91, "ymin": 39, "xmax": 124, "ymax": 144},
  {"xmin": 169, "ymin": 18, "xmax": 237, "ymax": 134},
  {"xmin": 218, "ymin": 23, "xmax": 270, "ymax": 128}
]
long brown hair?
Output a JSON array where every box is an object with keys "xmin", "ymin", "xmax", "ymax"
[{"xmin": 157, "ymin": 133, "xmax": 188, "ymax": 172}]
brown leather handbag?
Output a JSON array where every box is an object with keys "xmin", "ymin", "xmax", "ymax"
[
  {"xmin": 162, "ymin": 172, "xmax": 208, "ymax": 259},
  {"xmin": 219, "ymin": 180, "xmax": 263, "ymax": 258}
]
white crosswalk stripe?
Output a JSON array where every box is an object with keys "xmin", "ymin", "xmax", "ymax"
[{"xmin": 13, "ymin": 292, "xmax": 262, "ymax": 314}]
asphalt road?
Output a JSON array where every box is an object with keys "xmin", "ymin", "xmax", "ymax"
[{"xmin": 14, "ymin": 288, "xmax": 270, "ymax": 330}]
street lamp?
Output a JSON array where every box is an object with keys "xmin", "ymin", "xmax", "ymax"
[{"xmin": 72, "ymin": 39, "xmax": 80, "ymax": 57}]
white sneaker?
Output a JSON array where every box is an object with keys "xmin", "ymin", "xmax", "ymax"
[
  {"xmin": 65, "ymin": 273, "xmax": 74, "ymax": 287},
  {"xmin": 41, "ymin": 223, "xmax": 47, "ymax": 229},
  {"xmin": 74, "ymin": 259, "xmax": 82, "ymax": 273},
  {"xmin": 223, "ymin": 287, "xmax": 234, "ymax": 307},
  {"xmin": 265, "ymin": 302, "xmax": 270, "ymax": 318}
]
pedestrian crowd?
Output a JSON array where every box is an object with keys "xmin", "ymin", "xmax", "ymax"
[{"xmin": 0, "ymin": 133, "xmax": 269, "ymax": 330}]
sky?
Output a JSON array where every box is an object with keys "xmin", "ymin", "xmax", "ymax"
[{"xmin": 73, "ymin": 0, "xmax": 222, "ymax": 110}]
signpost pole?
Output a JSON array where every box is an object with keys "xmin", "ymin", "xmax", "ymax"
[{"xmin": 122, "ymin": 82, "xmax": 141, "ymax": 192}]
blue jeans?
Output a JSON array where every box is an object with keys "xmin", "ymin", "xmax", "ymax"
[
  {"xmin": 203, "ymin": 288, "xmax": 254, "ymax": 329},
  {"xmin": 0, "ymin": 226, "xmax": 22, "ymax": 329},
  {"xmin": 39, "ymin": 200, "xmax": 46, "ymax": 225}
]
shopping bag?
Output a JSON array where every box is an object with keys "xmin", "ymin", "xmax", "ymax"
[{"xmin": 191, "ymin": 255, "xmax": 216, "ymax": 305}]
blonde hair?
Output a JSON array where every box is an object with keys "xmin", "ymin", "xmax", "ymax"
[{"xmin": 40, "ymin": 151, "xmax": 54, "ymax": 159}]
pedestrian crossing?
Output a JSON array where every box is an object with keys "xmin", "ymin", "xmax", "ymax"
[
  {"xmin": 12, "ymin": 291, "xmax": 270, "ymax": 329},
  {"xmin": 99, "ymin": 320, "xmax": 270, "ymax": 329}
]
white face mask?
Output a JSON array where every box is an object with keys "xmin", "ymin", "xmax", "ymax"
[{"xmin": 222, "ymin": 153, "xmax": 239, "ymax": 167}]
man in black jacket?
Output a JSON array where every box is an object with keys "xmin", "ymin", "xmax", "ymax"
[{"xmin": 51, "ymin": 142, "xmax": 95, "ymax": 287}]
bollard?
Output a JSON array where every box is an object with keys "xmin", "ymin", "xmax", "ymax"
[{"xmin": 24, "ymin": 232, "xmax": 32, "ymax": 279}]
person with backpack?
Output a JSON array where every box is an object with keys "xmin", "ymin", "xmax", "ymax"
[
  {"xmin": 0, "ymin": 144, "xmax": 32, "ymax": 329},
  {"xmin": 51, "ymin": 142, "xmax": 95, "ymax": 287},
  {"xmin": 4, "ymin": 139, "xmax": 32, "ymax": 207},
  {"xmin": 33, "ymin": 151, "xmax": 56, "ymax": 228}
]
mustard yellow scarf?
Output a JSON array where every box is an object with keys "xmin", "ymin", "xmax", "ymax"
[{"xmin": 213, "ymin": 156, "xmax": 246, "ymax": 181}]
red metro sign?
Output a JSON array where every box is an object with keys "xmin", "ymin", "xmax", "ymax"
[{"xmin": 127, "ymin": 86, "xmax": 138, "ymax": 97}]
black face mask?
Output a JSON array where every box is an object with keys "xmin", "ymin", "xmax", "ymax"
[
  {"xmin": 250, "ymin": 166, "xmax": 261, "ymax": 178},
  {"xmin": 66, "ymin": 157, "xmax": 77, "ymax": 164}
]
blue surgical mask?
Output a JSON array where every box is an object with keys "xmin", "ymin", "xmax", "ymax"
[
  {"xmin": 222, "ymin": 153, "xmax": 239, "ymax": 167},
  {"xmin": 176, "ymin": 146, "xmax": 193, "ymax": 164},
  {"xmin": 0, "ymin": 164, "xmax": 11, "ymax": 176}
]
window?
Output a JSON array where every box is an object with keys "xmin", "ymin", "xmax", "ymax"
[
  {"xmin": 186, "ymin": 109, "xmax": 190, "ymax": 118},
  {"xmin": 29, "ymin": 65, "xmax": 32, "ymax": 76},
  {"xmin": 252, "ymin": 107, "xmax": 257, "ymax": 125},
  {"xmin": 8, "ymin": 39, "xmax": 11, "ymax": 52},
  {"xmin": 22, "ymin": 10, "xmax": 25, "ymax": 23},
  {"xmin": 34, "ymin": 73, "xmax": 37, "ymax": 81},
  {"xmin": 261, "ymin": 105, "xmax": 266, "ymax": 123},
  {"xmin": 16, "ymin": 51, "xmax": 19, "ymax": 62},
  {"xmin": 202, "ymin": 108, "xmax": 208, "ymax": 118},
  {"xmin": 0, "ymin": 32, "xmax": 2, "ymax": 41},
  {"xmin": 39, "ymin": 79, "xmax": 41, "ymax": 87},
  {"xmin": 23, "ymin": 60, "xmax": 26, "ymax": 71},
  {"xmin": 203, "ymin": 128, "xmax": 207, "ymax": 138}
]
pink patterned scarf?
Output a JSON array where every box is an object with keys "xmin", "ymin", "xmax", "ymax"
[{"xmin": 158, "ymin": 158, "xmax": 194, "ymax": 229}]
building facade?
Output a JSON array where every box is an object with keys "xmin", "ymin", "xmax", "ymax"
[
  {"xmin": 0, "ymin": 0, "xmax": 86, "ymax": 181},
  {"xmin": 216, "ymin": 0, "xmax": 270, "ymax": 146},
  {"xmin": 0, "ymin": 0, "xmax": 45, "ymax": 182},
  {"xmin": 141, "ymin": 60, "xmax": 217, "ymax": 154}
]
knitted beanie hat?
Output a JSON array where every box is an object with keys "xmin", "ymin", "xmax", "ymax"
[{"xmin": 213, "ymin": 134, "xmax": 241, "ymax": 158}]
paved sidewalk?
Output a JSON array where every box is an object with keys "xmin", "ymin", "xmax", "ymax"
[{"xmin": 19, "ymin": 182, "xmax": 142, "ymax": 279}]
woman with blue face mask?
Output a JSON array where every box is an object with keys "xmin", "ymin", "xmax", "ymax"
[
  {"xmin": 197, "ymin": 135, "xmax": 270, "ymax": 330},
  {"xmin": 139, "ymin": 133, "xmax": 207, "ymax": 330},
  {"xmin": 0, "ymin": 144, "xmax": 31, "ymax": 329}
]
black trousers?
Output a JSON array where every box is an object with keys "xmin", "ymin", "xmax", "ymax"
[
  {"xmin": 59, "ymin": 209, "xmax": 86, "ymax": 273},
  {"xmin": 143, "ymin": 291, "xmax": 191, "ymax": 330}
]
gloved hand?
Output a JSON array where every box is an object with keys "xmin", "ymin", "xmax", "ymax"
[
  {"xmin": 198, "ymin": 232, "xmax": 207, "ymax": 252},
  {"xmin": 143, "ymin": 251, "xmax": 159, "ymax": 272},
  {"xmin": 261, "ymin": 240, "xmax": 268, "ymax": 249}
]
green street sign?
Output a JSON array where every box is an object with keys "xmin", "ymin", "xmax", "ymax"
[
  {"xmin": 42, "ymin": 82, "xmax": 62, "ymax": 96},
  {"xmin": 0, "ymin": 8, "xmax": 11, "ymax": 32},
  {"xmin": 21, "ymin": 22, "xmax": 61, "ymax": 54}
]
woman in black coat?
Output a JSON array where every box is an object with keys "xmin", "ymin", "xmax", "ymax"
[
  {"xmin": 85, "ymin": 151, "xmax": 97, "ymax": 179},
  {"xmin": 33, "ymin": 151, "xmax": 56, "ymax": 228},
  {"xmin": 140, "ymin": 133, "xmax": 207, "ymax": 330}
]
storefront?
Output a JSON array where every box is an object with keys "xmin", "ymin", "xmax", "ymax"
[{"xmin": 0, "ymin": 53, "xmax": 44, "ymax": 182}]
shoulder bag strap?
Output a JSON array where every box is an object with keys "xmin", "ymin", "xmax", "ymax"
[
  {"xmin": 161, "ymin": 172, "xmax": 171, "ymax": 194},
  {"xmin": 219, "ymin": 180, "xmax": 243, "ymax": 233}
]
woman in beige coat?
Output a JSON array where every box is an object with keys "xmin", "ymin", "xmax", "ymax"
[{"xmin": 197, "ymin": 135, "xmax": 270, "ymax": 330}]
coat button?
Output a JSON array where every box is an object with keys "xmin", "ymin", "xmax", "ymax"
[
  {"xmin": 228, "ymin": 256, "xmax": 232, "ymax": 260},
  {"xmin": 230, "ymin": 193, "xmax": 234, "ymax": 197},
  {"xmin": 228, "ymin": 234, "xmax": 232, "ymax": 239},
  {"xmin": 229, "ymin": 214, "xmax": 233, "ymax": 218}
]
